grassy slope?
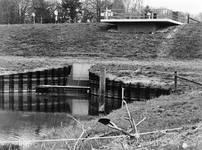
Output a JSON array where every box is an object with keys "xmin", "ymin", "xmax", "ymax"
[
  {"xmin": 169, "ymin": 23, "xmax": 202, "ymax": 59},
  {"xmin": 0, "ymin": 23, "xmax": 164, "ymax": 58},
  {"xmin": 1, "ymin": 23, "xmax": 202, "ymax": 60}
]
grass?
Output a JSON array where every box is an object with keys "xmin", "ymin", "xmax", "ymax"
[
  {"xmin": 0, "ymin": 23, "xmax": 201, "ymax": 60},
  {"xmin": 0, "ymin": 22, "xmax": 202, "ymax": 149},
  {"xmin": 0, "ymin": 23, "xmax": 167, "ymax": 58}
]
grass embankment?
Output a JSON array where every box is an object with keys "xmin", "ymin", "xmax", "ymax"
[
  {"xmin": 169, "ymin": 23, "xmax": 202, "ymax": 59},
  {"xmin": 0, "ymin": 23, "xmax": 165, "ymax": 58},
  {"xmin": 0, "ymin": 23, "xmax": 202, "ymax": 149},
  {"xmin": 0, "ymin": 23, "xmax": 202, "ymax": 59}
]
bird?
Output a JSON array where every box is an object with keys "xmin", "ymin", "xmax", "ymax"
[
  {"xmin": 98, "ymin": 118, "xmax": 133, "ymax": 137},
  {"xmin": 98, "ymin": 118, "xmax": 118, "ymax": 128}
]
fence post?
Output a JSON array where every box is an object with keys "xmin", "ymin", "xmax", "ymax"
[
  {"xmin": 187, "ymin": 15, "xmax": 189, "ymax": 24},
  {"xmin": 99, "ymin": 66, "xmax": 106, "ymax": 113},
  {"xmin": 121, "ymin": 86, "xmax": 125, "ymax": 108},
  {"xmin": 174, "ymin": 71, "xmax": 177, "ymax": 92}
]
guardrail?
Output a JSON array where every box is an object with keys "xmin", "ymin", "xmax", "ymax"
[{"xmin": 103, "ymin": 8, "xmax": 187, "ymax": 23}]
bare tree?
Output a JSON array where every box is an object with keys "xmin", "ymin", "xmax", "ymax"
[
  {"xmin": 194, "ymin": 12, "xmax": 202, "ymax": 22},
  {"xmin": 83, "ymin": 0, "xmax": 103, "ymax": 22},
  {"xmin": 82, "ymin": 0, "xmax": 113, "ymax": 22},
  {"xmin": 121, "ymin": 0, "xmax": 143, "ymax": 13},
  {"xmin": 18, "ymin": 0, "xmax": 32, "ymax": 23}
]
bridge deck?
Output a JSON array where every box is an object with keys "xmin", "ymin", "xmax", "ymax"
[{"xmin": 101, "ymin": 18, "xmax": 183, "ymax": 25}]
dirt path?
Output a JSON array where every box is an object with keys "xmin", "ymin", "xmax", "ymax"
[{"xmin": 157, "ymin": 25, "xmax": 184, "ymax": 59}]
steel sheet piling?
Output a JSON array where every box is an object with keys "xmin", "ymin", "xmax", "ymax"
[
  {"xmin": 89, "ymin": 73, "xmax": 171, "ymax": 114},
  {"xmin": 0, "ymin": 76, "xmax": 4, "ymax": 109},
  {"xmin": 9, "ymin": 74, "xmax": 14, "ymax": 110},
  {"xmin": 27, "ymin": 72, "xmax": 32, "ymax": 92},
  {"xmin": 18, "ymin": 73, "xmax": 23, "ymax": 111},
  {"xmin": 36, "ymin": 71, "xmax": 40, "ymax": 86},
  {"xmin": 57, "ymin": 68, "xmax": 61, "ymax": 85},
  {"xmin": 44, "ymin": 70, "xmax": 48, "ymax": 85}
]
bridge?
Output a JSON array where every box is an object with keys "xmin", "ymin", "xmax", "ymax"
[{"xmin": 101, "ymin": 8, "xmax": 187, "ymax": 33}]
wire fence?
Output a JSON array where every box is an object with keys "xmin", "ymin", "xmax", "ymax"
[{"xmin": 174, "ymin": 71, "xmax": 202, "ymax": 92}]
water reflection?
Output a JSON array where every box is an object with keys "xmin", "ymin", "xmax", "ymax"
[
  {"xmin": 0, "ymin": 64, "xmax": 97, "ymax": 147},
  {"xmin": 0, "ymin": 89, "xmax": 93, "ymax": 147},
  {"xmin": 0, "ymin": 110, "xmax": 75, "ymax": 147},
  {"xmin": 0, "ymin": 89, "xmax": 89, "ymax": 114}
]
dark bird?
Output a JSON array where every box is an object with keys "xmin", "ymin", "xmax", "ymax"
[
  {"xmin": 98, "ymin": 118, "xmax": 115, "ymax": 126},
  {"xmin": 98, "ymin": 118, "xmax": 133, "ymax": 137}
]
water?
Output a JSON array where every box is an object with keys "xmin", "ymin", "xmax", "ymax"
[
  {"xmin": 0, "ymin": 63, "xmax": 95, "ymax": 147},
  {"xmin": 0, "ymin": 110, "xmax": 89, "ymax": 148},
  {"xmin": 0, "ymin": 90, "xmax": 91, "ymax": 147}
]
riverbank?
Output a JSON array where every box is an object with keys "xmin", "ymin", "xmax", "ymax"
[
  {"xmin": 24, "ymin": 89, "xmax": 202, "ymax": 150},
  {"xmin": 0, "ymin": 56, "xmax": 201, "ymax": 149}
]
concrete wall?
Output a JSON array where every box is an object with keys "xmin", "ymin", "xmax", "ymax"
[{"xmin": 117, "ymin": 22, "xmax": 160, "ymax": 33}]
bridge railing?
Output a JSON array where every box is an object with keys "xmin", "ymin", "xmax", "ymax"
[{"xmin": 102, "ymin": 8, "xmax": 187, "ymax": 23}]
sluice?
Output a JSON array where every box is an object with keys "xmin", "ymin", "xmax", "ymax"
[{"xmin": 89, "ymin": 72, "xmax": 171, "ymax": 114}]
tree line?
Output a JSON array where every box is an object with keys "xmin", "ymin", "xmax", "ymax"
[{"xmin": 0, "ymin": 0, "xmax": 147, "ymax": 24}]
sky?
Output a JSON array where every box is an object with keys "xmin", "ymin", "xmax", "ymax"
[
  {"xmin": 144, "ymin": 0, "xmax": 202, "ymax": 15},
  {"xmin": 50, "ymin": 0, "xmax": 202, "ymax": 15}
]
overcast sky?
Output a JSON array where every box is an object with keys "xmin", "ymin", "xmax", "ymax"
[
  {"xmin": 144, "ymin": 0, "xmax": 202, "ymax": 14},
  {"xmin": 49, "ymin": 0, "xmax": 202, "ymax": 15}
]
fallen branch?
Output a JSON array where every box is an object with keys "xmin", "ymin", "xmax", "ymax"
[
  {"xmin": 66, "ymin": 114, "xmax": 87, "ymax": 150},
  {"xmin": 0, "ymin": 135, "xmax": 127, "ymax": 144},
  {"xmin": 136, "ymin": 117, "xmax": 146, "ymax": 127},
  {"xmin": 132, "ymin": 118, "xmax": 140, "ymax": 140},
  {"xmin": 122, "ymin": 100, "xmax": 136, "ymax": 133},
  {"xmin": 0, "ymin": 127, "xmax": 184, "ymax": 145},
  {"xmin": 73, "ymin": 130, "xmax": 86, "ymax": 150},
  {"xmin": 134, "ymin": 127, "xmax": 183, "ymax": 136},
  {"xmin": 98, "ymin": 118, "xmax": 134, "ymax": 138}
]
